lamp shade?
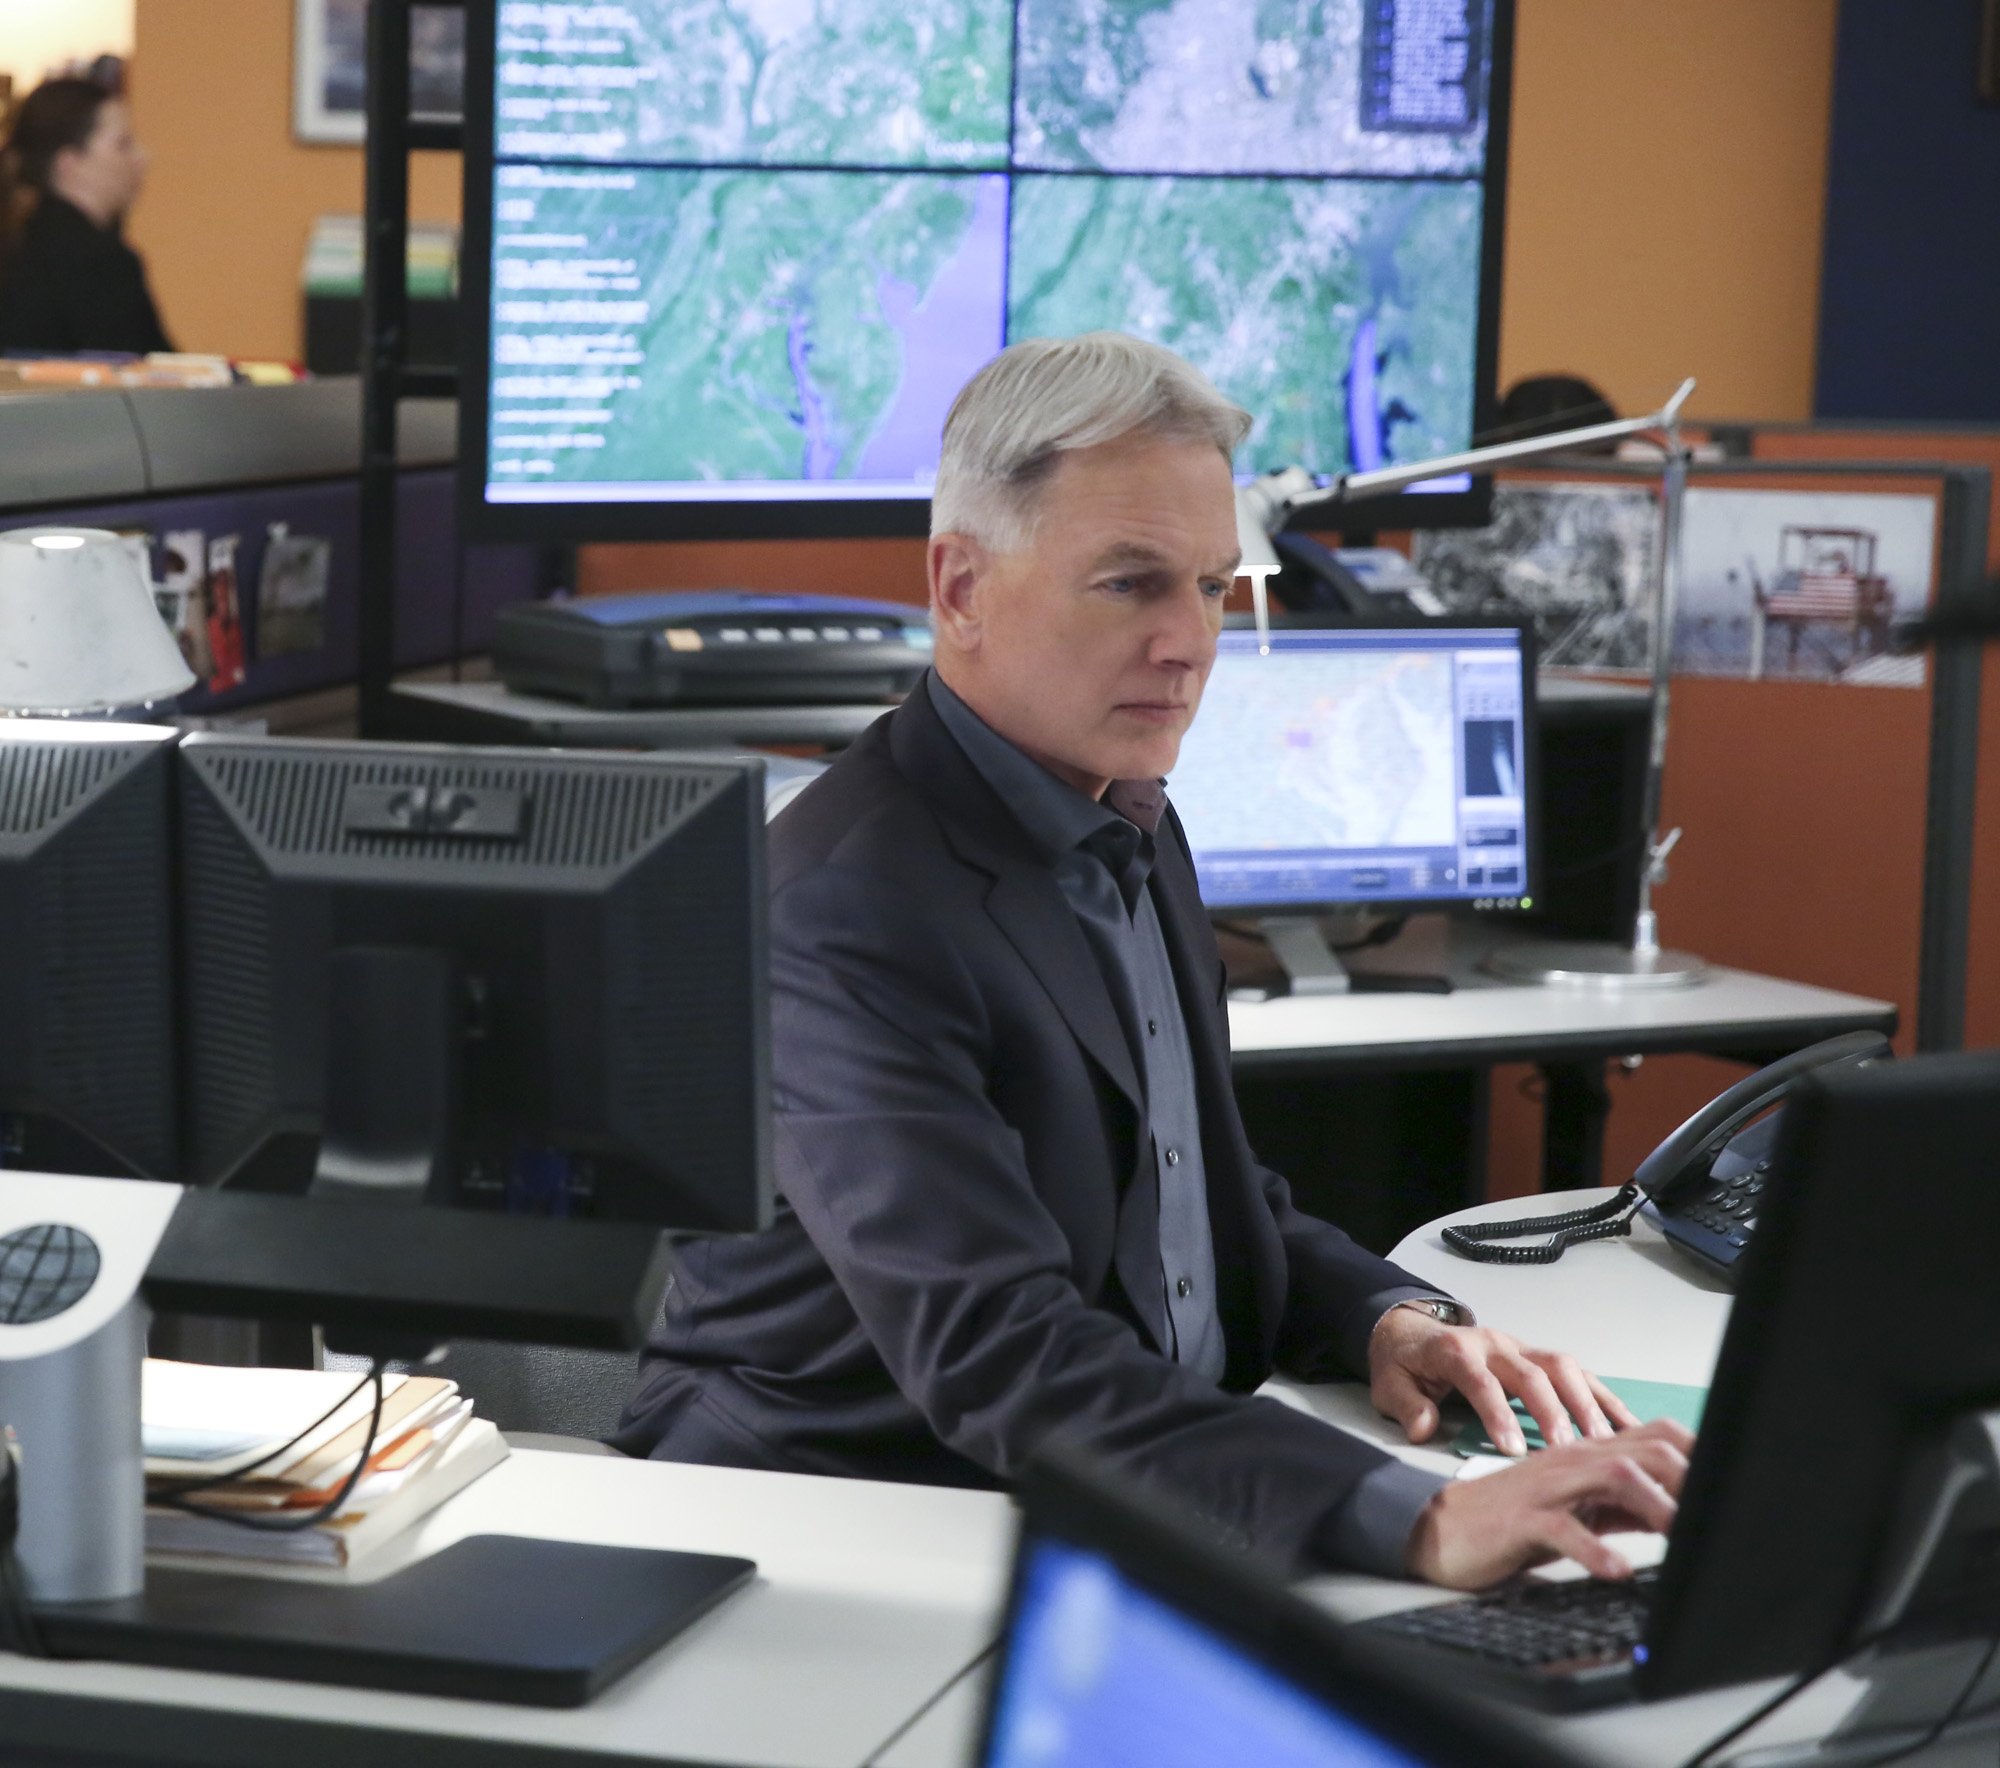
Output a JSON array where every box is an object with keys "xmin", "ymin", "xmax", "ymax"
[{"xmin": 0, "ymin": 526, "xmax": 196, "ymax": 714}]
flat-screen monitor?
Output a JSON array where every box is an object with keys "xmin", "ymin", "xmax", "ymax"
[
  {"xmin": 1638, "ymin": 1048, "xmax": 2000, "ymax": 1700},
  {"xmin": 461, "ymin": 0, "xmax": 1513, "ymax": 541},
  {"xmin": 1167, "ymin": 617, "xmax": 1535, "ymax": 991},
  {"xmin": 0, "ymin": 723, "xmax": 180, "ymax": 1183},
  {"xmin": 174, "ymin": 734, "xmax": 771, "ymax": 1238},
  {"xmin": 982, "ymin": 1454, "xmax": 1572, "ymax": 1768}
]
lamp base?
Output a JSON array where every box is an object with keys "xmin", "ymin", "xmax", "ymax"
[{"xmin": 1480, "ymin": 939, "xmax": 1711, "ymax": 990}]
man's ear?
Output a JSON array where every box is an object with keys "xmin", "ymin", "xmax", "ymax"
[{"xmin": 927, "ymin": 532, "xmax": 989, "ymax": 654}]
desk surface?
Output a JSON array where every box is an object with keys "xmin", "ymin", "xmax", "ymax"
[
  {"xmin": 391, "ymin": 680, "xmax": 894, "ymax": 749},
  {"xmin": 1228, "ymin": 920, "xmax": 1895, "ymax": 1072},
  {"xmin": 8, "ymin": 1203, "xmax": 1972, "ymax": 1767},
  {"xmin": 0, "ymin": 1451, "xmax": 1016, "ymax": 1768}
]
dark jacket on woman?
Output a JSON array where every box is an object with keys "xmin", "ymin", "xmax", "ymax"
[{"xmin": 0, "ymin": 193, "xmax": 172, "ymax": 355}]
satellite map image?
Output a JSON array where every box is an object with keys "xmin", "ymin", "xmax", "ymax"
[
  {"xmin": 485, "ymin": 0, "xmax": 1492, "ymax": 494},
  {"xmin": 1171, "ymin": 649, "xmax": 1459, "ymax": 853}
]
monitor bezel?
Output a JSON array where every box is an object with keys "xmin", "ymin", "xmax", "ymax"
[
  {"xmin": 456, "ymin": 0, "xmax": 1517, "ymax": 544},
  {"xmin": 1174, "ymin": 611, "xmax": 1542, "ymax": 920}
]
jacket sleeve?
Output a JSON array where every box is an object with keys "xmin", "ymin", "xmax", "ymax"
[{"xmin": 769, "ymin": 859, "xmax": 1405, "ymax": 1568}]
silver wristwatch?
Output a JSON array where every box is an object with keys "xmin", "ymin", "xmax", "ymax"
[{"xmin": 1396, "ymin": 1297, "xmax": 1468, "ymax": 1327}]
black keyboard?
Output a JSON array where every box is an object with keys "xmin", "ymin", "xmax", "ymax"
[{"xmin": 1353, "ymin": 1569, "xmax": 1657, "ymax": 1710}]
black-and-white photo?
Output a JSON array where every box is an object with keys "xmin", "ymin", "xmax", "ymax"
[{"xmin": 1412, "ymin": 481, "xmax": 1660, "ymax": 673}]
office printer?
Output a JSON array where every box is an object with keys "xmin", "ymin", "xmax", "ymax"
[{"xmin": 492, "ymin": 591, "xmax": 933, "ymax": 708}]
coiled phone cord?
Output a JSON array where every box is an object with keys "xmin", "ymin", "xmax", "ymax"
[{"xmin": 1440, "ymin": 1182, "xmax": 1647, "ymax": 1264}]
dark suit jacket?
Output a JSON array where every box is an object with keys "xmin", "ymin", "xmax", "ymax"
[{"xmin": 614, "ymin": 680, "xmax": 1429, "ymax": 1562}]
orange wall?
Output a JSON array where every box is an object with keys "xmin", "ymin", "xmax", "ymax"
[
  {"xmin": 126, "ymin": 0, "xmax": 461, "ymax": 362},
  {"xmin": 1497, "ymin": 0, "xmax": 1839, "ymax": 423}
]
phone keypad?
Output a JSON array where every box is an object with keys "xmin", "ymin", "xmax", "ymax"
[{"xmin": 1681, "ymin": 1168, "xmax": 1767, "ymax": 1248}]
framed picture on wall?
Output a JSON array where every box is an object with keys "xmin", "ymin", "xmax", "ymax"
[{"xmin": 293, "ymin": 0, "xmax": 465, "ymax": 145}]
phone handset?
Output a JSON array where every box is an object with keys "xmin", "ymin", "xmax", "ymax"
[{"xmin": 1443, "ymin": 1031, "xmax": 1893, "ymax": 1267}]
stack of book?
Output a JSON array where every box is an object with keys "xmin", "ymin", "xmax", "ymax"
[{"xmin": 142, "ymin": 1360, "xmax": 509, "ymax": 1569}]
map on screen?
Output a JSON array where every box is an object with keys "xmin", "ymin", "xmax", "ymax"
[
  {"xmin": 482, "ymin": 0, "xmax": 1497, "ymax": 503},
  {"xmin": 1172, "ymin": 650, "xmax": 1457, "ymax": 852}
]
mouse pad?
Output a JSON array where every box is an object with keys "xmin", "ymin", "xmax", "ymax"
[{"xmin": 1452, "ymin": 1376, "xmax": 1707, "ymax": 1458}]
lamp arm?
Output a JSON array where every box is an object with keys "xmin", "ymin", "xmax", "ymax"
[{"xmin": 1265, "ymin": 377, "xmax": 1697, "ymax": 521}]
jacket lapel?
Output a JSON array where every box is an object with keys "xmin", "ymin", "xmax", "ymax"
[{"xmin": 890, "ymin": 688, "xmax": 1146, "ymax": 1118}]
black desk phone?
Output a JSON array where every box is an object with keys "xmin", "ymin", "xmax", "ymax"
[{"xmin": 1443, "ymin": 1030, "xmax": 1893, "ymax": 1279}]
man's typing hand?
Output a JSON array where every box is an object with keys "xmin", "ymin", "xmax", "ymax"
[
  {"xmin": 1403, "ymin": 1418, "xmax": 1694, "ymax": 1589},
  {"xmin": 1367, "ymin": 1305, "xmax": 1640, "ymax": 1456}
]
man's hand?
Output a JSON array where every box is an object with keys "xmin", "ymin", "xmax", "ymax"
[
  {"xmin": 1368, "ymin": 1305, "xmax": 1639, "ymax": 1455},
  {"xmin": 1404, "ymin": 1419, "xmax": 1693, "ymax": 1588}
]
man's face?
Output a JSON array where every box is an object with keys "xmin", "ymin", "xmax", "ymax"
[{"xmin": 929, "ymin": 430, "xmax": 1240, "ymax": 798}]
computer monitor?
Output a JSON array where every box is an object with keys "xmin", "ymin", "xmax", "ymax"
[
  {"xmin": 0, "ymin": 722, "xmax": 179, "ymax": 1183},
  {"xmin": 460, "ymin": 0, "xmax": 1514, "ymax": 542},
  {"xmin": 172, "ymin": 733, "xmax": 770, "ymax": 1235},
  {"xmin": 1636, "ymin": 1048, "xmax": 2000, "ymax": 1702},
  {"xmin": 983, "ymin": 1452, "xmax": 1576, "ymax": 1768},
  {"xmin": 1167, "ymin": 616, "xmax": 1536, "ymax": 992}
]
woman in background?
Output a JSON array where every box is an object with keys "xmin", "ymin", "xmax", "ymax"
[{"xmin": 0, "ymin": 76, "xmax": 173, "ymax": 355}]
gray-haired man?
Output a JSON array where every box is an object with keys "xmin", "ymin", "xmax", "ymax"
[{"xmin": 615, "ymin": 333, "xmax": 1688, "ymax": 1587}]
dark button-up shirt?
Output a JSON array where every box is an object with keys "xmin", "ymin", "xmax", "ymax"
[{"xmin": 930, "ymin": 672, "xmax": 1227, "ymax": 1379}]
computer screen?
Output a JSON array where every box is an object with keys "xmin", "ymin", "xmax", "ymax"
[
  {"xmin": 461, "ymin": 0, "xmax": 1513, "ymax": 541},
  {"xmin": 174, "ymin": 734, "xmax": 771, "ymax": 1237},
  {"xmin": 0, "ymin": 723, "xmax": 180, "ymax": 1183},
  {"xmin": 988, "ymin": 1537, "xmax": 1433, "ymax": 1768},
  {"xmin": 1168, "ymin": 619, "xmax": 1536, "ymax": 916}
]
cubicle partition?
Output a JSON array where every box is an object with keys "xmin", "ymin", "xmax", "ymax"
[
  {"xmin": 1476, "ymin": 450, "xmax": 1991, "ymax": 1196},
  {"xmin": 0, "ymin": 380, "xmax": 548, "ymax": 721}
]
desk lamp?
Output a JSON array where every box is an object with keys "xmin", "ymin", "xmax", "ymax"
[
  {"xmin": 1234, "ymin": 379, "xmax": 1709, "ymax": 990},
  {"xmin": 0, "ymin": 527, "xmax": 194, "ymax": 717}
]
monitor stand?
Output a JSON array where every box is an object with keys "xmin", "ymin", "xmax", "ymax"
[{"xmin": 1257, "ymin": 916, "xmax": 1453, "ymax": 997}]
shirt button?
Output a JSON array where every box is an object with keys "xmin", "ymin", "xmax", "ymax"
[
  {"xmin": 1176, "ymin": 1277, "xmax": 1193, "ymax": 1298},
  {"xmin": 1147, "ymin": 1018, "xmax": 1159, "ymax": 1036},
  {"xmin": 1164, "ymin": 1147, "xmax": 1181, "ymax": 1166}
]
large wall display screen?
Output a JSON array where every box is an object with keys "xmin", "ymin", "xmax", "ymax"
[{"xmin": 463, "ymin": 1, "xmax": 1511, "ymax": 539}]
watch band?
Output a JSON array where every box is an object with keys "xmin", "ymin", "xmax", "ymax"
[{"xmin": 1395, "ymin": 1297, "xmax": 1468, "ymax": 1327}]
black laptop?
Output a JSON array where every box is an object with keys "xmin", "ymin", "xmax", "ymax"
[
  {"xmin": 1353, "ymin": 1051, "xmax": 2000, "ymax": 1713},
  {"xmin": 981, "ymin": 1452, "xmax": 1579, "ymax": 1768}
]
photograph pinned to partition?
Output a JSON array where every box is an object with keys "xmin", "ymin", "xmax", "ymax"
[
  {"xmin": 1411, "ymin": 481, "xmax": 1660, "ymax": 673},
  {"xmin": 1676, "ymin": 488, "xmax": 1936, "ymax": 687},
  {"xmin": 255, "ymin": 526, "xmax": 332, "ymax": 658},
  {"xmin": 293, "ymin": 0, "xmax": 464, "ymax": 145}
]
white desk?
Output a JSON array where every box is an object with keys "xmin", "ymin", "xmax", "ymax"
[
  {"xmin": 12, "ymin": 1202, "xmax": 1973, "ymax": 1766},
  {"xmin": 1228, "ymin": 938, "xmax": 1894, "ymax": 1079},
  {"xmin": 0, "ymin": 1451, "xmax": 1016, "ymax": 1768},
  {"xmin": 1227, "ymin": 918, "xmax": 1894, "ymax": 1207}
]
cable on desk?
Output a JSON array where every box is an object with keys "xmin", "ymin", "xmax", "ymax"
[
  {"xmin": 1441, "ymin": 1184, "xmax": 1645, "ymax": 1264},
  {"xmin": 1678, "ymin": 1616, "xmax": 2000, "ymax": 1768},
  {"xmin": 1854, "ymin": 1632, "xmax": 2000, "ymax": 1768},
  {"xmin": 150, "ymin": 1360, "xmax": 388, "ymax": 1535}
]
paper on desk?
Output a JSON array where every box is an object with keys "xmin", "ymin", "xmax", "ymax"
[
  {"xmin": 1452, "ymin": 1376, "xmax": 1707, "ymax": 1459},
  {"xmin": 175, "ymin": 1396, "xmax": 473, "ymax": 1511},
  {"xmin": 142, "ymin": 1359, "xmax": 411, "ymax": 1479}
]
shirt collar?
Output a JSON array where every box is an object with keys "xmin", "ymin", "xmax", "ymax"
[{"xmin": 925, "ymin": 671, "xmax": 1164, "ymax": 861}]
